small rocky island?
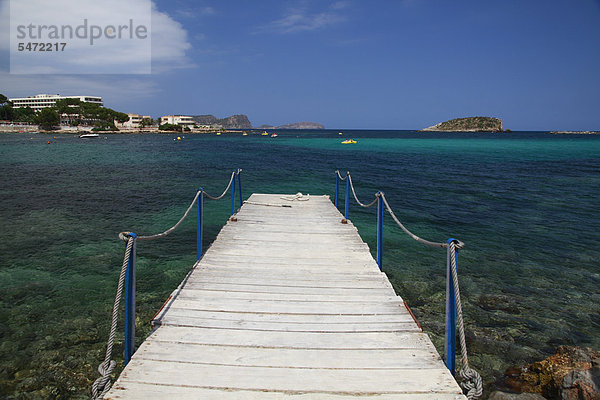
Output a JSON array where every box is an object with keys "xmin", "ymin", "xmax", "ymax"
[{"xmin": 421, "ymin": 116, "xmax": 505, "ymax": 132}]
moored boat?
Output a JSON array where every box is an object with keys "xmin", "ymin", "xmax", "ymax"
[
  {"xmin": 341, "ymin": 139, "xmax": 357, "ymax": 144},
  {"xmin": 79, "ymin": 133, "xmax": 99, "ymax": 138}
]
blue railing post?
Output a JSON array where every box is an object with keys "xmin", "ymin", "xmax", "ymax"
[
  {"xmin": 197, "ymin": 189, "xmax": 203, "ymax": 260},
  {"xmin": 231, "ymin": 171, "xmax": 236, "ymax": 216},
  {"xmin": 344, "ymin": 172, "xmax": 349, "ymax": 220},
  {"xmin": 237, "ymin": 169, "xmax": 243, "ymax": 208},
  {"xmin": 335, "ymin": 172, "xmax": 339, "ymax": 208},
  {"xmin": 377, "ymin": 193, "xmax": 383, "ymax": 270},
  {"xmin": 444, "ymin": 238, "xmax": 458, "ymax": 375},
  {"xmin": 124, "ymin": 232, "xmax": 137, "ymax": 366}
]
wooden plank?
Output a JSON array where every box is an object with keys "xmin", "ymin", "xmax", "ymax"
[
  {"xmin": 153, "ymin": 308, "xmax": 416, "ymax": 324},
  {"xmin": 164, "ymin": 298, "xmax": 405, "ymax": 315},
  {"xmin": 112, "ymin": 359, "xmax": 461, "ymax": 394},
  {"xmin": 183, "ymin": 274, "xmax": 394, "ymax": 288},
  {"xmin": 145, "ymin": 326, "xmax": 435, "ymax": 350},
  {"xmin": 171, "ymin": 288, "xmax": 398, "ymax": 302},
  {"xmin": 178, "ymin": 282, "xmax": 396, "ymax": 295},
  {"xmin": 107, "ymin": 382, "xmax": 467, "ymax": 400},
  {"xmin": 153, "ymin": 316, "xmax": 421, "ymax": 332},
  {"xmin": 134, "ymin": 341, "xmax": 443, "ymax": 369},
  {"xmin": 194, "ymin": 263, "xmax": 383, "ymax": 276}
]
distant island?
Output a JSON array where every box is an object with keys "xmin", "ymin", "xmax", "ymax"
[
  {"xmin": 258, "ymin": 122, "xmax": 324, "ymax": 130},
  {"xmin": 191, "ymin": 114, "xmax": 252, "ymax": 129},
  {"xmin": 421, "ymin": 116, "xmax": 505, "ymax": 132},
  {"xmin": 548, "ymin": 130, "xmax": 600, "ymax": 135},
  {"xmin": 191, "ymin": 114, "xmax": 324, "ymax": 130}
]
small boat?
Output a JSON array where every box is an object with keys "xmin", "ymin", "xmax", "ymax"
[
  {"xmin": 261, "ymin": 131, "xmax": 269, "ymax": 136},
  {"xmin": 270, "ymin": 133, "xmax": 278, "ymax": 138},
  {"xmin": 341, "ymin": 139, "xmax": 357, "ymax": 144},
  {"xmin": 242, "ymin": 132, "xmax": 248, "ymax": 136},
  {"xmin": 338, "ymin": 132, "xmax": 343, "ymax": 135},
  {"xmin": 216, "ymin": 132, "xmax": 222, "ymax": 135},
  {"xmin": 79, "ymin": 133, "xmax": 99, "ymax": 138}
]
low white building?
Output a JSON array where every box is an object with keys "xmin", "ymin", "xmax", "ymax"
[
  {"xmin": 9, "ymin": 94, "xmax": 103, "ymax": 111},
  {"xmin": 160, "ymin": 115, "xmax": 195, "ymax": 127},
  {"xmin": 116, "ymin": 113, "xmax": 152, "ymax": 129}
]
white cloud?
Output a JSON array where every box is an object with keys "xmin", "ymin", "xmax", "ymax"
[
  {"xmin": 260, "ymin": 3, "xmax": 349, "ymax": 34},
  {"xmin": 151, "ymin": 3, "xmax": 194, "ymax": 72},
  {"xmin": 3, "ymin": 0, "xmax": 192, "ymax": 74}
]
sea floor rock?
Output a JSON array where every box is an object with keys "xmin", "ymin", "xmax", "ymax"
[
  {"xmin": 489, "ymin": 391, "xmax": 546, "ymax": 400},
  {"xmin": 499, "ymin": 346, "xmax": 600, "ymax": 399}
]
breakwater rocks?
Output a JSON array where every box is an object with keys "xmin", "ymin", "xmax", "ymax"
[
  {"xmin": 495, "ymin": 346, "xmax": 600, "ymax": 399},
  {"xmin": 421, "ymin": 116, "xmax": 504, "ymax": 132}
]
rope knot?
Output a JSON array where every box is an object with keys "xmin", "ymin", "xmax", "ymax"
[
  {"xmin": 448, "ymin": 239, "xmax": 466, "ymax": 250},
  {"xmin": 459, "ymin": 366, "xmax": 483, "ymax": 399},
  {"xmin": 118, "ymin": 232, "xmax": 134, "ymax": 242},
  {"xmin": 91, "ymin": 360, "xmax": 116, "ymax": 399}
]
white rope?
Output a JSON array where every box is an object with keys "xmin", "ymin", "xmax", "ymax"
[
  {"xmin": 335, "ymin": 170, "xmax": 347, "ymax": 181},
  {"xmin": 91, "ymin": 236, "xmax": 134, "ymax": 399},
  {"xmin": 379, "ymin": 193, "xmax": 461, "ymax": 249},
  {"xmin": 347, "ymin": 174, "xmax": 378, "ymax": 208},
  {"xmin": 127, "ymin": 191, "xmax": 201, "ymax": 242},
  {"xmin": 244, "ymin": 201, "xmax": 292, "ymax": 208},
  {"xmin": 203, "ymin": 171, "xmax": 237, "ymax": 200},
  {"xmin": 448, "ymin": 240, "xmax": 483, "ymax": 400},
  {"xmin": 281, "ymin": 193, "xmax": 310, "ymax": 201}
]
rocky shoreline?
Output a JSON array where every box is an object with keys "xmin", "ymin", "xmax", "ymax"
[
  {"xmin": 548, "ymin": 131, "xmax": 600, "ymax": 135},
  {"xmin": 490, "ymin": 346, "xmax": 600, "ymax": 399}
]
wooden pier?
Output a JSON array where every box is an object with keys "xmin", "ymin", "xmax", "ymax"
[{"xmin": 105, "ymin": 193, "xmax": 466, "ymax": 399}]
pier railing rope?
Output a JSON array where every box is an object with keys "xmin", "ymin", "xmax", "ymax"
[
  {"xmin": 334, "ymin": 170, "xmax": 482, "ymax": 400},
  {"xmin": 92, "ymin": 168, "xmax": 243, "ymax": 399}
]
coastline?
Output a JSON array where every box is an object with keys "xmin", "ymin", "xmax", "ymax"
[{"xmin": 548, "ymin": 131, "xmax": 600, "ymax": 135}]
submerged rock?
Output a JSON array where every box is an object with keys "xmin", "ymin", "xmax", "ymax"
[
  {"xmin": 499, "ymin": 346, "xmax": 600, "ymax": 399},
  {"xmin": 489, "ymin": 391, "xmax": 546, "ymax": 399}
]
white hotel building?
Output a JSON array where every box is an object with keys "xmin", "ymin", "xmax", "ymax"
[
  {"xmin": 9, "ymin": 94, "xmax": 103, "ymax": 111},
  {"xmin": 160, "ymin": 115, "xmax": 195, "ymax": 127}
]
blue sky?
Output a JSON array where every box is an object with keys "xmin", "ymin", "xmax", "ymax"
[{"xmin": 1, "ymin": 0, "xmax": 599, "ymax": 130}]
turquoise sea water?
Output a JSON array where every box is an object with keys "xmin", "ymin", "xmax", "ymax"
[{"xmin": 0, "ymin": 130, "xmax": 599, "ymax": 398}]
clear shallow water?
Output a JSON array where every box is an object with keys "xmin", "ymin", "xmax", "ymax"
[{"xmin": 0, "ymin": 130, "xmax": 599, "ymax": 398}]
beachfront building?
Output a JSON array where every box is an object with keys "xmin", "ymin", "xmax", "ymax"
[
  {"xmin": 160, "ymin": 115, "xmax": 195, "ymax": 127},
  {"xmin": 9, "ymin": 94, "xmax": 103, "ymax": 111},
  {"xmin": 116, "ymin": 113, "xmax": 152, "ymax": 129}
]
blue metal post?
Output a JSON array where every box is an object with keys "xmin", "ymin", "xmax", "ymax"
[
  {"xmin": 377, "ymin": 193, "xmax": 383, "ymax": 270},
  {"xmin": 197, "ymin": 189, "xmax": 203, "ymax": 260},
  {"xmin": 231, "ymin": 171, "xmax": 236, "ymax": 216},
  {"xmin": 444, "ymin": 238, "xmax": 458, "ymax": 375},
  {"xmin": 344, "ymin": 172, "xmax": 349, "ymax": 220},
  {"xmin": 335, "ymin": 172, "xmax": 339, "ymax": 208},
  {"xmin": 237, "ymin": 169, "xmax": 243, "ymax": 208},
  {"xmin": 124, "ymin": 233, "xmax": 137, "ymax": 366}
]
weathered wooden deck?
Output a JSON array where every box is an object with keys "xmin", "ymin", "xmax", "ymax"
[{"xmin": 106, "ymin": 194, "xmax": 466, "ymax": 399}]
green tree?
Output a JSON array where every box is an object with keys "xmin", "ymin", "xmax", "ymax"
[
  {"xmin": 140, "ymin": 117, "xmax": 153, "ymax": 127},
  {"xmin": 113, "ymin": 111, "xmax": 129, "ymax": 124},
  {"xmin": 36, "ymin": 108, "xmax": 60, "ymax": 130},
  {"xmin": 0, "ymin": 104, "xmax": 14, "ymax": 121},
  {"xmin": 159, "ymin": 123, "xmax": 182, "ymax": 132},
  {"xmin": 14, "ymin": 107, "xmax": 36, "ymax": 123},
  {"xmin": 0, "ymin": 94, "xmax": 7, "ymax": 104}
]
